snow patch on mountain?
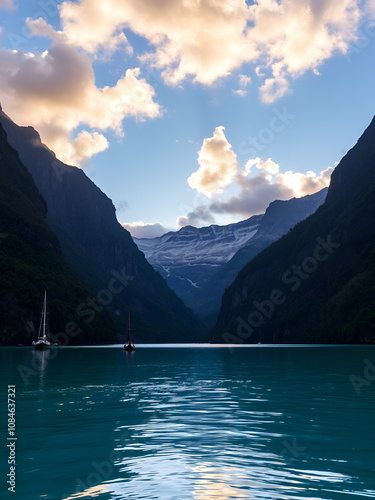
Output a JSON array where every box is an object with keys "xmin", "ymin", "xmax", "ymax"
[{"xmin": 134, "ymin": 215, "xmax": 263, "ymax": 267}]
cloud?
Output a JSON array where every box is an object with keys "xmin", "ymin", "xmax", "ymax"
[
  {"xmin": 60, "ymin": 0, "xmax": 254, "ymax": 85},
  {"xmin": 210, "ymin": 163, "xmax": 334, "ymax": 218},
  {"xmin": 247, "ymin": 157, "xmax": 280, "ymax": 175},
  {"xmin": 70, "ymin": 131, "xmax": 109, "ymax": 165},
  {"xmin": 177, "ymin": 205, "xmax": 216, "ymax": 229},
  {"xmin": 232, "ymin": 89, "xmax": 247, "ymax": 97},
  {"xmin": 122, "ymin": 221, "xmax": 169, "ymax": 239},
  {"xmin": 181, "ymin": 131, "xmax": 334, "ymax": 225},
  {"xmin": 232, "ymin": 74, "xmax": 252, "ymax": 96},
  {"xmin": 238, "ymin": 74, "xmax": 252, "ymax": 87},
  {"xmin": 209, "ymin": 177, "xmax": 294, "ymax": 217},
  {"xmin": 0, "ymin": 19, "xmax": 161, "ymax": 165},
  {"xmin": 59, "ymin": 0, "xmax": 363, "ymax": 99},
  {"xmin": 187, "ymin": 126, "xmax": 240, "ymax": 198},
  {"xmin": 251, "ymin": 0, "xmax": 361, "ymax": 101},
  {"xmin": 276, "ymin": 166, "xmax": 334, "ymax": 197},
  {"xmin": 259, "ymin": 69, "xmax": 291, "ymax": 103}
]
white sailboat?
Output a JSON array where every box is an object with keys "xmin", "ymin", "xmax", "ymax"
[{"xmin": 32, "ymin": 291, "xmax": 53, "ymax": 350}]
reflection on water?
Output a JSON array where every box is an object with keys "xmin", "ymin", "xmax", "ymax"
[
  {"xmin": 62, "ymin": 485, "xmax": 110, "ymax": 499},
  {"xmin": 1, "ymin": 346, "xmax": 375, "ymax": 500}
]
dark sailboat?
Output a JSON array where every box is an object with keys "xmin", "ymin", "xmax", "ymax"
[{"xmin": 123, "ymin": 309, "xmax": 135, "ymax": 351}]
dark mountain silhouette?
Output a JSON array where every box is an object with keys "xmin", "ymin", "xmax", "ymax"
[
  {"xmin": 0, "ymin": 121, "xmax": 116, "ymax": 345},
  {"xmin": 211, "ymin": 116, "xmax": 375, "ymax": 344},
  {"xmin": 183, "ymin": 189, "xmax": 327, "ymax": 326},
  {"xmin": 0, "ymin": 106, "xmax": 203, "ymax": 342}
]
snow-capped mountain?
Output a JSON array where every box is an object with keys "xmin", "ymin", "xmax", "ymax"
[
  {"xmin": 134, "ymin": 215, "xmax": 263, "ymax": 296},
  {"xmin": 134, "ymin": 188, "xmax": 327, "ymax": 313},
  {"xmin": 184, "ymin": 188, "xmax": 328, "ymax": 325}
]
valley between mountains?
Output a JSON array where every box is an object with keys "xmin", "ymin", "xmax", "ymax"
[{"xmin": 1, "ymin": 105, "xmax": 375, "ymax": 345}]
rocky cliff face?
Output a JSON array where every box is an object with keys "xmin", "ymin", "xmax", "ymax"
[
  {"xmin": 211, "ymin": 116, "xmax": 375, "ymax": 344},
  {"xmin": 0, "ymin": 106, "xmax": 203, "ymax": 342},
  {"xmin": 0, "ymin": 121, "xmax": 116, "ymax": 345}
]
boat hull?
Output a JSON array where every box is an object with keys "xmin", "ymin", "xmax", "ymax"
[
  {"xmin": 34, "ymin": 342, "xmax": 50, "ymax": 350},
  {"xmin": 123, "ymin": 344, "xmax": 135, "ymax": 351}
]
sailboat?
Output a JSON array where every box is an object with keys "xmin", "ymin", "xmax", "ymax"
[
  {"xmin": 32, "ymin": 291, "xmax": 53, "ymax": 350},
  {"xmin": 123, "ymin": 309, "xmax": 135, "ymax": 351}
]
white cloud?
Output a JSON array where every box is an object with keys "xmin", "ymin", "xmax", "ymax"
[
  {"xmin": 187, "ymin": 126, "xmax": 240, "ymax": 198},
  {"xmin": 259, "ymin": 70, "xmax": 291, "ymax": 103},
  {"xmin": 0, "ymin": 20, "xmax": 161, "ymax": 165},
  {"xmin": 250, "ymin": 0, "xmax": 361, "ymax": 101},
  {"xmin": 232, "ymin": 89, "xmax": 247, "ymax": 97},
  {"xmin": 60, "ymin": 0, "xmax": 254, "ymax": 85},
  {"xmin": 182, "ymin": 131, "xmax": 334, "ymax": 225},
  {"xmin": 255, "ymin": 158, "xmax": 280, "ymax": 175},
  {"xmin": 276, "ymin": 166, "xmax": 334, "ymax": 198},
  {"xmin": 70, "ymin": 131, "xmax": 109, "ymax": 165},
  {"xmin": 238, "ymin": 74, "xmax": 252, "ymax": 87},
  {"xmin": 122, "ymin": 221, "xmax": 169, "ymax": 239},
  {"xmin": 59, "ymin": 0, "xmax": 363, "ymax": 99},
  {"xmin": 243, "ymin": 157, "xmax": 281, "ymax": 177}
]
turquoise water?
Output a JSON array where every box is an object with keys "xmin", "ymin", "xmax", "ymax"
[{"xmin": 1, "ymin": 345, "xmax": 375, "ymax": 499}]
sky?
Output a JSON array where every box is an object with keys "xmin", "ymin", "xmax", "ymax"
[{"xmin": 0, "ymin": 0, "xmax": 374, "ymax": 238}]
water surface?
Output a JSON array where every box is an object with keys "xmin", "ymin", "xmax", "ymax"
[{"xmin": 1, "ymin": 345, "xmax": 374, "ymax": 499}]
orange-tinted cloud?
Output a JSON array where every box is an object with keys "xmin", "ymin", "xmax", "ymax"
[
  {"xmin": 179, "ymin": 132, "xmax": 333, "ymax": 225},
  {"xmin": 0, "ymin": 19, "xmax": 161, "ymax": 165},
  {"xmin": 59, "ymin": 0, "xmax": 362, "ymax": 99}
]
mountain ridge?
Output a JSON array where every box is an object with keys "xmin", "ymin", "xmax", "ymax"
[
  {"xmin": 0, "ymin": 121, "xmax": 117, "ymax": 345},
  {"xmin": 211, "ymin": 115, "xmax": 375, "ymax": 344},
  {"xmin": 134, "ymin": 214, "xmax": 263, "ymax": 297},
  {"xmin": 135, "ymin": 188, "xmax": 327, "ymax": 327},
  {"xmin": 0, "ymin": 106, "xmax": 203, "ymax": 342}
]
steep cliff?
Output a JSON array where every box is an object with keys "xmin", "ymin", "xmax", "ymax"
[
  {"xmin": 0, "ymin": 122, "xmax": 116, "ymax": 345},
  {"xmin": 0, "ymin": 106, "xmax": 203, "ymax": 342},
  {"xmin": 211, "ymin": 116, "xmax": 375, "ymax": 344},
  {"xmin": 184, "ymin": 189, "xmax": 327, "ymax": 326}
]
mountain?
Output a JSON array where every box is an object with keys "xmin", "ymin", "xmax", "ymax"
[
  {"xmin": 134, "ymin": 215, "xmax": 263, "ymax": 298},
  {"xmin": 0, "ymin": 121, "xmax": 116, "ymax": 345},
  {"xmin": 184, "ymin": 189, "xmax": 327, "ymax": 325},
  {"xmin": 211, "ymin": 116, "xmax": 375, "ymax": 344},
  {"xmin": 0, "ymin": 106, "xmax": 203, "ymax": 342},
  {"xmin": 135, "ymin": 189, "xmax": 327, "ymax": 327}
]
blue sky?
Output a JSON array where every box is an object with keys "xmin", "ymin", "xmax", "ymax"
[{"xmin": 0, "ymin": 0, "xmax": 374, "ymax": 237}]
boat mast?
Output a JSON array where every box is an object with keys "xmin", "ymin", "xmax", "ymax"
[
  {"xmin": 42, "ymin": 291, "xmax": 47, "ymax": 340},
  {"xmin": 37, "ymin": 291, "xmax": 48, "ymax": 340},
  {"xmin": 127, "ymin": 308, "xmax": 131, "ymax": 343}
]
